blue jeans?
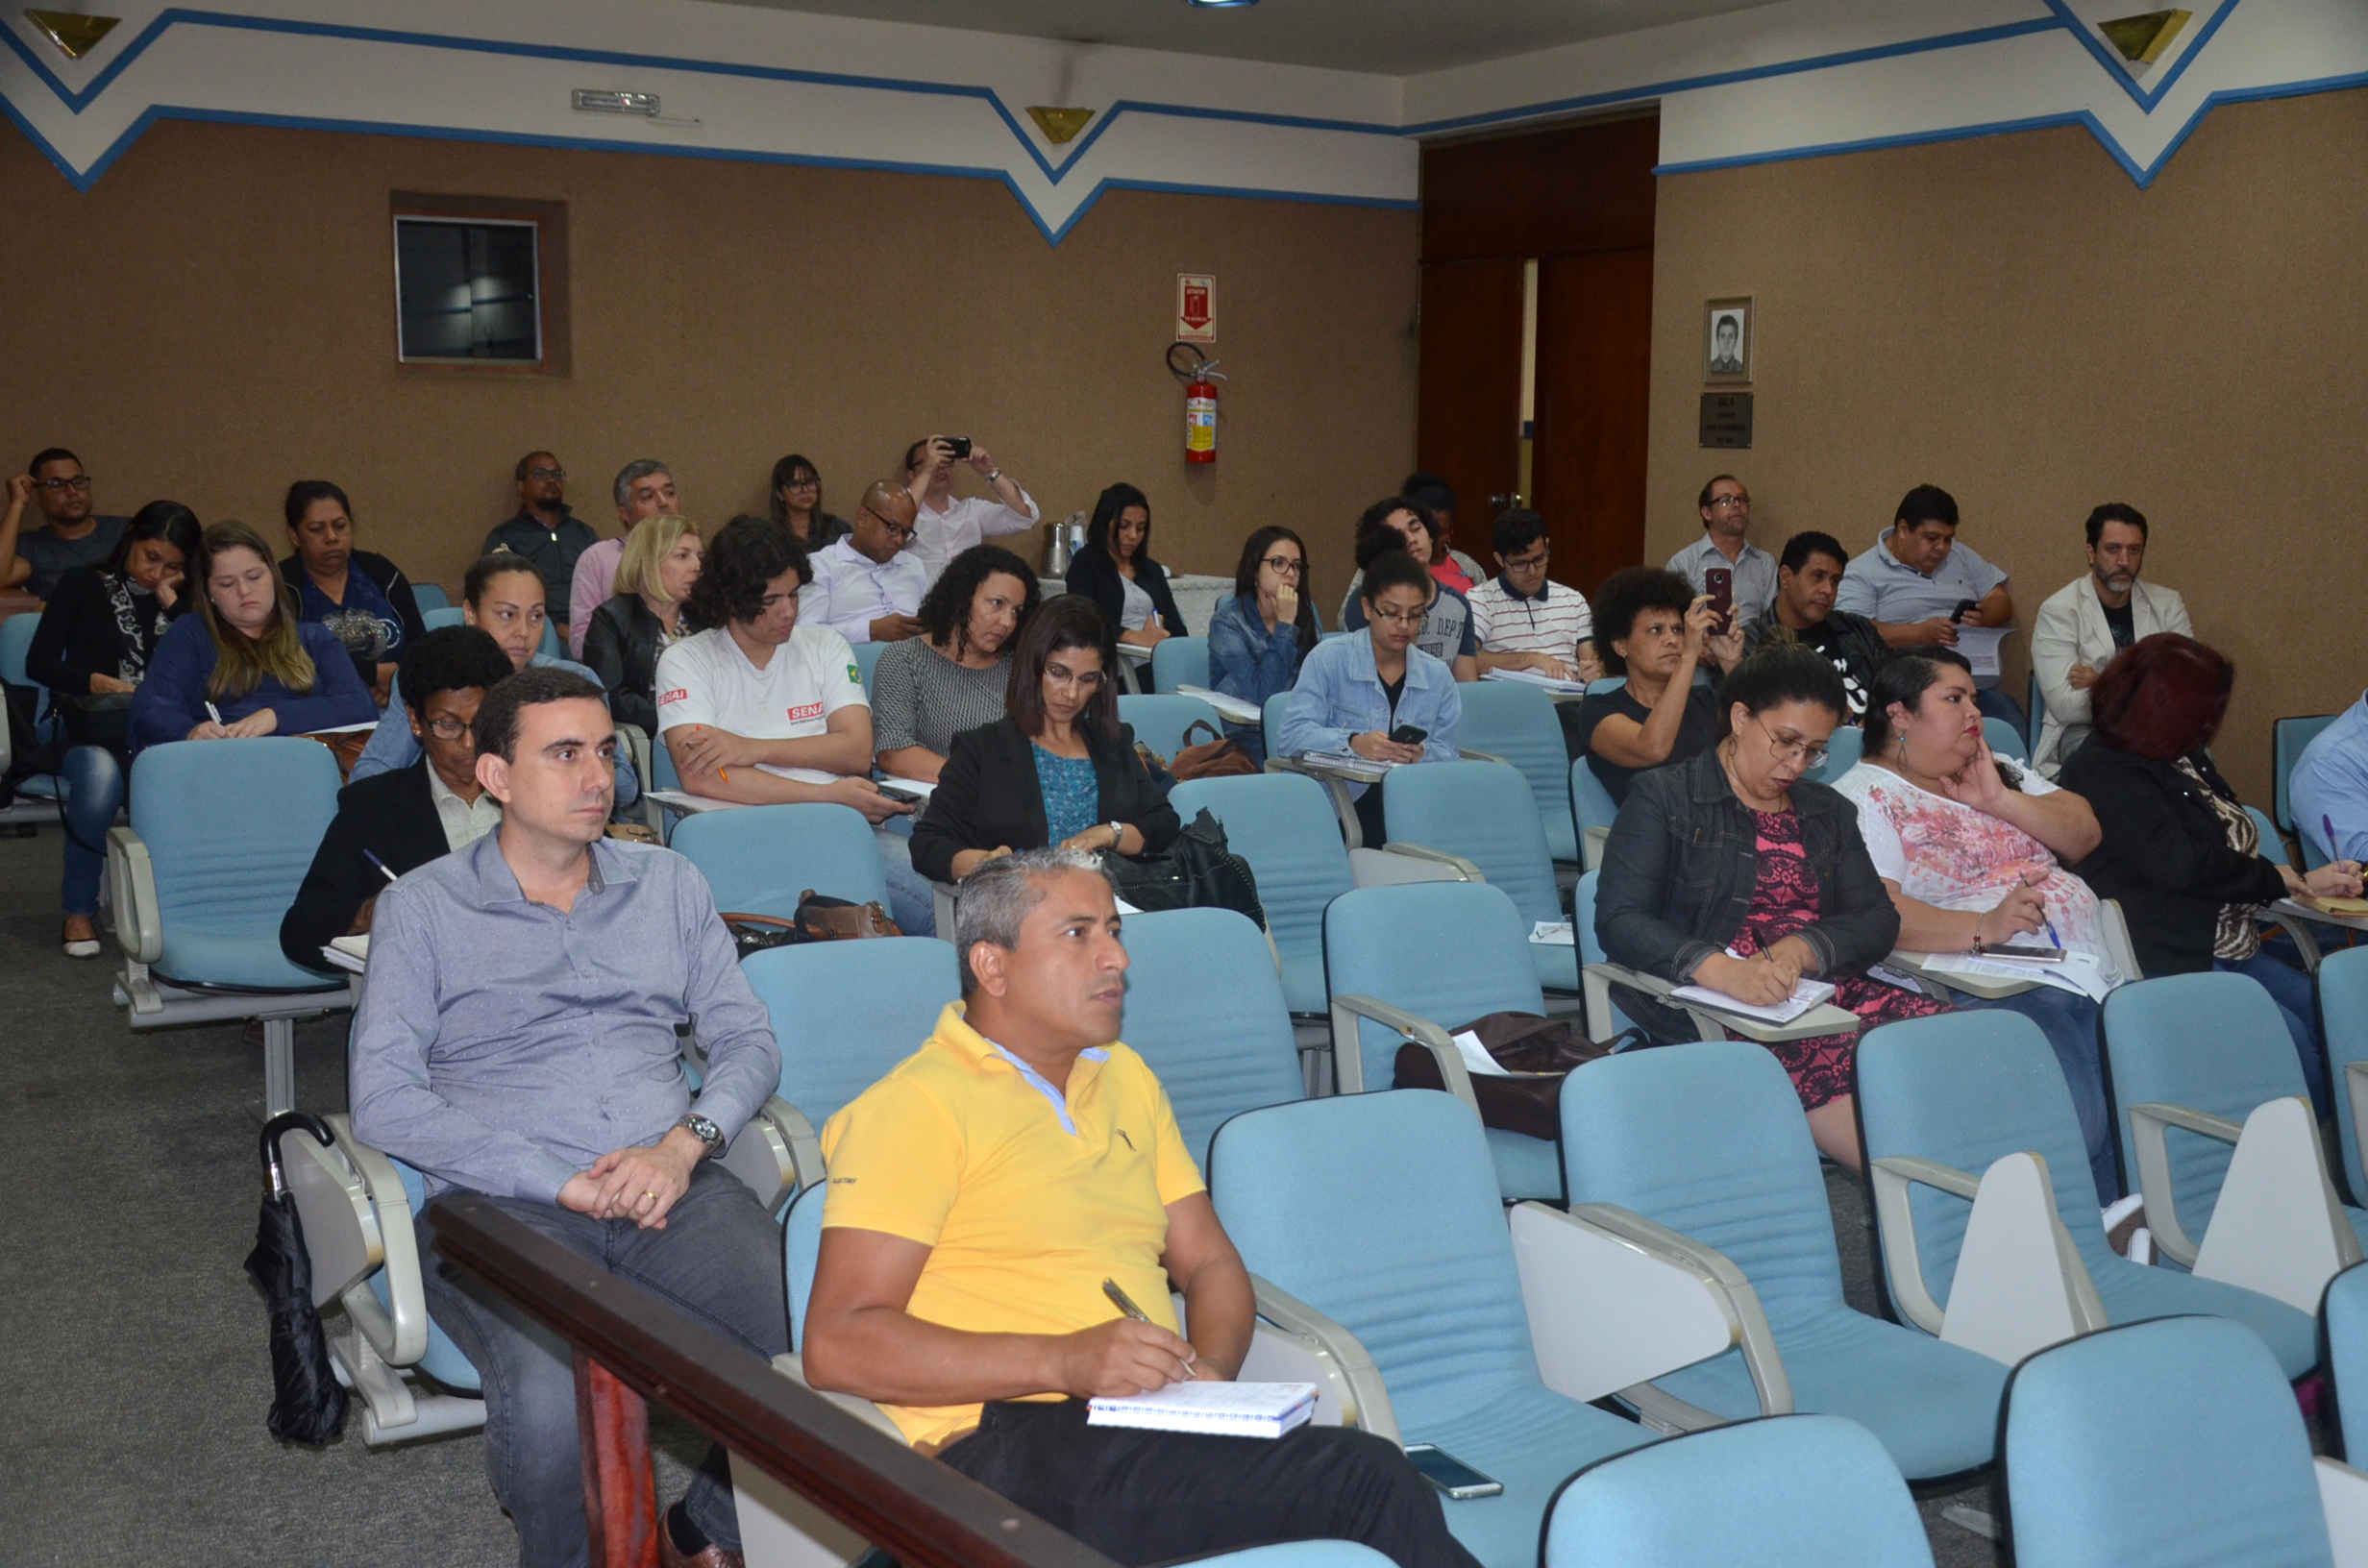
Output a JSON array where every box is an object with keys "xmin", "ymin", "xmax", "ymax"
[
  {"xmin": 420, "ymin": 1164, "xmax": 788, "ymax": 1568},
  {"xmin": 875, "ymin": 822, "xmax": 936, "ymax": 936},
  {"xmin": 1953, "ymin": 983, "xmax": 2118, "ymax": 1203},
  {"xmin": 60, "ymin": 745, "xmax": 127, "ymax": 918},
  {"xmin": 2217, "ymin": 950, "xmax": 2328, "ymax": 1117}
]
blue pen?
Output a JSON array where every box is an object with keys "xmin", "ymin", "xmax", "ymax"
[
  {"xmin": 2328, "ymin": 815, "xmax": 2340, "ymax": 864},
  {"xmin": 362, "ymin": 849, "xmax": 398, "ymax": 885}
]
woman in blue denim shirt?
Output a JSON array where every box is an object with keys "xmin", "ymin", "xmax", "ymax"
[
  {"xmin": 1208, "ymin": 526, "xmax": 1319, "ymax": 761},
  {"xmin": 1278, "ymin": 551, "xmax": 1461, "ymax": 845}
]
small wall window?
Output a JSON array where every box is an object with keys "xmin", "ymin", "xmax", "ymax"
[{"xmin": 389, "ymin": 195, "xmax": 571, "ymax": 375}]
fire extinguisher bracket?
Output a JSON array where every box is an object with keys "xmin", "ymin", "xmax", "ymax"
[{"xmin": 1169, "ymin": 342, "xmax": 1226, "ymax": 466}]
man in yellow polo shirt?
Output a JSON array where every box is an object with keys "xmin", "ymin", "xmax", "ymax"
[{"xmin": 805, "ymin": 848, "xmax": 1479, "ymax": 1568}]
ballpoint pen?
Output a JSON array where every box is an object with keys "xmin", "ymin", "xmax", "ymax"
[
  {"xmin": 1102, "ymin": 1278, "xmax": 1151, "ymax": 1323},
  {"xmin": 362, "ymin": 849, "xmax": 398, "ymax": 885}
]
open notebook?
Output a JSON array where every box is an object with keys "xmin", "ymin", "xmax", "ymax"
[{"xmin": 1086, "ymin": 1381, "xmax": 1318, "ymax": 1438}]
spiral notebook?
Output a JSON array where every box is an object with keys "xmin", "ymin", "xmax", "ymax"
[{"xmin": 1086, "ymin": 1381, "xmax": 1318, "ymax": 1438}]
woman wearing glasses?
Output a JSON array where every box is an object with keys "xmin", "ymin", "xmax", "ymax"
[
  {"xmin": 1595, "ymin": 645, "xmax": 1945, "ymax": 1170},
  {"xmin": 912, "ymin": 595, "xmax": 1178, "ymax": 883},
  {"xmin": 769, "ymin": 453, "xmax": 851, "ymax": 553},
  {"xmin": 1208, "ymin": 526, "xmax": 1320, "ymax": 761}
]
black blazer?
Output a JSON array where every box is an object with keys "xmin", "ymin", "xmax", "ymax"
[
  {"xmin": 912, "ymin": 717, "xmax": 1181, "ymax": 883},
  {"xmin": 2060, "ymin": 741, "xmax": 2287, "ymax": 977},
  {"xmin": 279, "ymin": 760, "xmax": 458, "ymax": 973},
  {"xmin": 278, "ymin": 550, "xmax": 429, "ymax": 689},
  {"xmin": 1064, "ymin": 544, "xmax": 1189, "ymax": 639},
  {"xmin": 580, "ymin": 593, "xmax": 678, "ymax": 735}
]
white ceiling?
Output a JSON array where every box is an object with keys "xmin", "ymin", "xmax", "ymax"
[{"xmin": 709, "ymin": 0, "xmax": 1787, "ymax": 76}]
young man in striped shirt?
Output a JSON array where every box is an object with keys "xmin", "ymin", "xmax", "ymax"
[{"xmin": 1468, "ymin": 508, "xmax": 1600, "ymax": 685}]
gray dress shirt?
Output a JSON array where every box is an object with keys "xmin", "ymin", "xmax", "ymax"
[{"xmin": 349, "ymin": 834, "xmax": 779, "ymax": 1202}]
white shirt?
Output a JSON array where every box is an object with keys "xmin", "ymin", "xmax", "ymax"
[
  {"xmin": 1467, "ymin": 576, "xmax": 1593, "ymax": 659},
  {"xmin": 427, "ymin": 765, "xmax": 503, "ymax": 851},
  {"xmin": 908, "ymin": 488, "xmax": 1040, "ymax": 586},
  {"xmin": 799, "ymin": 538, "xmax": 929, "ymax": 645},
  {"xmin": 1118, "ymin": 572, "xmax": 1156, "ymax": 631},
  {"xmin": 654, "ymin": 624, "xmax": 868, "ymax": 785}
]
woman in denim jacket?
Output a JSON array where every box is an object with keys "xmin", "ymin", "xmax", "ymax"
[
  {"xmin": 1595, "ymin": 645, "xmax": 1942, "ymax": 1169},
  {"xmin": 1278, "ymin": 550, "xmax": 1461, "ymax": 847},
  {"xmin": 1208, "ymin": 526, "xmax": 1320, "ymax": 761}
]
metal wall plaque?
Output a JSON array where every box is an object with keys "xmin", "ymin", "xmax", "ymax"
[{"xmin": 1699, "ymin": 392, "xmax": 1753, "ymax": 449}]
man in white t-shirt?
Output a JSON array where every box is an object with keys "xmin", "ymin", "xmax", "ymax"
[
  {"xmin": 655, "ymin": 518, "xmax": 935, "ymax": 935},
  {"xmin": 901, "ymin": 434, "xmax": 1039, "ymax": 586}
]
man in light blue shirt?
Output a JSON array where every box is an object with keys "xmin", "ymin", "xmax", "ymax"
[
  {"xmin": 350, "ymin": 665, "xmax": 781, "ymax": 1568},
  {"xmin": 2292, "ymin": 695, "xmax": 2368, "ymax": 866},
  {"xmin": 1834, "ymin": 483, "xmax": 2025, "ymax": 737}
]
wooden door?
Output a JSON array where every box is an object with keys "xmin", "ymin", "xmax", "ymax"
[
  {"xmin": 1415, "ymin": 257, "xmax": 1524, "ymax": 564},
  {"xmin": 1531, "ymin": 247, "xmax": 1655, "ymax": 597}
]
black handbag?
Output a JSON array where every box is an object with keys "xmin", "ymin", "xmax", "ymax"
[
  {"xmin": 1097, "ymin": 808, "xmax": 1266, "ymax": 927},
  {"xmin": 55, "ymin": 690, "xmax": 133, "ymax": 749}
]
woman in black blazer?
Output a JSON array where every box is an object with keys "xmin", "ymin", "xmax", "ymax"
[
  {"xmin": 580, "ymin": 514, "xmax": 702, "ymax": 733},
  {"xmin": 1063, "ymin": 482, "xmax": 1188, "ymax": 653},
  {"xmin": 2062, "ymin": 633, "xmax": 2359, "ymax": 1110},
  {"xmin": 912, "ymin": 594, "xmax": 1180, "ymax": 883}
]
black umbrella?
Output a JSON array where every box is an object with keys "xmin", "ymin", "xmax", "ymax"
[{"xmin": 244, "ymin": 1111, "xmax": 350, "ymax": 1445}]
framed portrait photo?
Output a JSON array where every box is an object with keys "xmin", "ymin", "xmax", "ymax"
[{"xmin": 1703, "ymin": 297, "xmax": 1752, "ymax": 383}]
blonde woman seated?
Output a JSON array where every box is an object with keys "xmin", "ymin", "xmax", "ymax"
[{"xmin": 581, "ymin": 513, "xmax": 703, "ymax": 734}]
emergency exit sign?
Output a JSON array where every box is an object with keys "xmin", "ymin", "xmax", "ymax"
[{"xmin": 1176, "ymin": 275, "xmax": 1216, "ymax": 342}]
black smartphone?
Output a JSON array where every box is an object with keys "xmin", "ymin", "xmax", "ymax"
[
  {"xmin": 1986, "ymin": 943, "xmax": 2066, "ymax": 963},
  {"xmin": 1704, "ymin": 566, "xmax": 1735, "ymax": 637},
  {"xmin": 1389, "ymin": 724, "xmax": 1428, "ymax": 745},
  {"xmin": 1404, "ymin": 1444, "xmax": 1503, "ymax": 1500},
  {"xmin": 1949, "ymin": 598, "xmax": 1978, "ymax": 624},
  {"xmin": 944, "ymin": 435, "xmax": 973, "ymax": 459}
]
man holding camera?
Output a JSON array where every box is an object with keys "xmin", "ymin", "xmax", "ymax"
[{"xmin": 903, "ymin": 434, "xmax": 1039, "ymax": 588}]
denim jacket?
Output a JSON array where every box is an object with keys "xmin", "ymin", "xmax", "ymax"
[
  {"xmin": 1208, "ymin": 597, "xmax": 1307, "ymax": 759},
  {"xmin": 1277, "ymin": 632, "xmax": 1461, "ymax": 794},
  {"xmin": 1595, "ymin": 746, "xmax": 1898, "ymax": 996}
]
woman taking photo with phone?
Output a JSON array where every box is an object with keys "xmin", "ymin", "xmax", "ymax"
[{"xmin": 1208, "ymin": 526, "xmax": 1319, "ymax": 761}]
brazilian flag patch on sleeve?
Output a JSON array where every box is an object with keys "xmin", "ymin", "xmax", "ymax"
[{"xmin": 849, "ymin": 663, "xmax": 862, "ymax": 684}]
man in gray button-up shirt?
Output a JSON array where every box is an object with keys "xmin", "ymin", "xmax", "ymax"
[
  {"xmin": 351, "ymin": 665, "xmax": 784, "ymax": 1568},
  {"xmin": 1666, "ymin": 474, "xmax": 1778, "ymax": 638}
]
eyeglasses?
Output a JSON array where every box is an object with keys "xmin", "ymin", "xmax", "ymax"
[
  {"xmin": 527, "ymin": 467, "xmax": 565, "ymax": 481},
  {"xmin": 783, "ymin": 476, "xmax": 820, "ymax": 490},
  {"xmin": 36, "ymin": 475, "xmax": 92, "ymax": 493},
  {"xmin": 1709, "ymin": 493, "xmax": 1751, "ymax": 510},
  {"xmin": 1750, "ymin": 713, "xmax": 1828, "ymax": 770},
  {"xmin": 1502, "ymin": 549, "xmax": 1550, "ymax": 573},
  {"xmin": 1369, "ymin": 606, "xmax": 1426, "ymax": 627},
  {"xmin": 1045, "ymin": 666, "xmax": 1106, "ymax": 692},
  {"xmin": 1261, "ymin": 556, "xmax": 1303, "ymax": 576},
  {"xmin": 427, "ymin": 717, "xmax": 477, "ymax": 741}
]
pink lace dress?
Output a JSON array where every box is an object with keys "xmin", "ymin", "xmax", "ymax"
[{"xmin": 1728, "ymin": 807, "xmax": 1948, "ymax": 1111}]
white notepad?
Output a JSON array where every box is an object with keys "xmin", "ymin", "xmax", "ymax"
[
  {"xmin": 320, "ymin": 935, "xmax": 370, "ymax": 973},
  {"xmin": 1175, "ymin": 686, "xmax": 1264, "ymax": 724},
  {"xmin": 1667, "ymin": 973, "xmax": 1837, "ymax": 1023},
  {"xmin": 1086, "ymin": 1381, "xmax": 1318, "ymax": 1438}
]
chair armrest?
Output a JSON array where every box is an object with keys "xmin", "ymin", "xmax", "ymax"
[
  {"xmin": 1876, "ymin": 1150, "xmax": 2103, "ymax": 1366},
  {"xmin": 1580, "ymin": 824, "xmax": 1609, "ymax": 871},
  {"xmin": 2184, "ymin": 1095, "xmax": 2363, "ymax": 1312},
  {"xmin": 716, "ymin": 1095, "xmax": 808, "ymax": 1213},
  {"xmin": 2099, "ymin": 898, "xmax": 2143, "ymax": 983},
  {"xmin": 1883, "ymin": 949, "xmax": 2034, "ymax": 1001},
  {"xmin": 1346, "ymin": 846, "xmax": 1470, "ymax": 888},
  {"xmin": 616, "ymin": 723, "xmax": 663, "ymax": 836},
  {"xmin": 107, "ymin": 824, "xmax": 160, "ymax": 964},
  {"xmin": 323, "ymin": 1114, "xmax": 432, "ymax": 1367},
  {"xmin": 280, "ymin": 1120, "xmax": 384, "ymax": 1307},
  {"xmin": 1238, "ymin": 1318, "xmax": 1358, "ymax": 1430},
  {"xmin": 2127, "ymin": 1099, "xmax": 2245, "ymax": 1268},
  {"xmin": 1458, "ymin": 748, "xmax": 1506, "ymax": 765},
  {"xmin": 1264, "ymin": 757, "xmax": 1363, "ymax": 851},
  {"xmin": 2348, "ymin": 1061, "xmax": 2368, "ymax": 1199},
  {"xmin": 2266, "ymin": 904, "xmax": 2329, "ymax": 973},
  {"xmin": 1326, "ymin": 992, "xmax": 1474, "ymax": 1112},
  {"xmin": 2319, "ymin": 1457, "xmax": 2368, "ymax": 1568},
  {"xmin": 931, "ymin": 881, "xmax": 960, "ymax": 941},
  {"xmin": 1582, "ymin": 960, "xmax": 1861, "ymax": 1044},
  {"xmin": 1248, "ymin": 1274, "xmax": 1398, "ymax": 1444},
  {"xmin": 1378, "ymin": 842, "xmax": 1486, "ymax": 882},
  {"xmin": 1868, "ymin": 1155, "xmax": 1983, "ymax": 1335},
  {"xmin": 1520, "ymin": 1202, "xmax": 1788, "ymax": 1414},
  {"xmin": 769, "ymin": 1351, "xmax": 911, "ymax": 1442}
]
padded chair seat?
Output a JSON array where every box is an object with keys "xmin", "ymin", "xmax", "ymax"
[
  {"xmin": 158, "ymin": 930, "xmax": 348, "ymax": 993},
  {"xmin": 1486, "ymin": 1128, "xmax": 1564, "ymax": 1203},
  {"xmin": 1409, "ymin": 1383, "xmax": 1650, "ymax": 1568},
  {"xmin": 17, "ymin": 774, "xmax": 63, "ymax": 800},
  {"xmin": 1645, "ymin": 1311, "xmax": 2006, "ymax": 1480},
  {"xmin": 2086, "ymin": 1254, "xmax": 2317, "ymax": 1380},
  {"xmin": 1533, "ymin": 941, "xmax": 1578, "ymax": 994}
]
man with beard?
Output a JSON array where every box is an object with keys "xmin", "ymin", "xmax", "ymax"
[{"xmin": 2031, "ymin": 502, "xmax": 2190, "ymax": 776}]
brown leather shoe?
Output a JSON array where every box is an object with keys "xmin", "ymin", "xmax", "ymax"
[{"xmin": 657, "ymin": 1506, "xmax": 745, "ymax": 1568}]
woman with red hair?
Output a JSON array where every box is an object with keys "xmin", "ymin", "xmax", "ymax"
[{"xmin": 2061, "ymin": 633, "xmax": 2361, "ymax": 1110}]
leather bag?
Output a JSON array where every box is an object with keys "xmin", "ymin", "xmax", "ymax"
[
  {"xmin": 722, "ymin": 889, "xmax": 903, "ymax": 960},
  {"xmin": 1167, "ymin": 719, "xmax": 1258, "ymax": 782},
  {"xmin": 1097, "ymin": 807, "xmax": 1266, "ymax": 927},
  {"xmin": 1394, "ymin": 1011, "xmax": 1618, "ymax": 1141}
]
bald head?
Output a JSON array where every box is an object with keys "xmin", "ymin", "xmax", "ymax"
[{"xmin": 851, "ymin": 479, "xmax": 920, "ymax": 564}]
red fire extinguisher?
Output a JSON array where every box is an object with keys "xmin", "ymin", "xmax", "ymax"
[{"xmin": 1169, "ymin": 343, "xmax": 1226, "ymax": 464}]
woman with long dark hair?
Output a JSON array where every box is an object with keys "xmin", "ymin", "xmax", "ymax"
[
  {"xmin": 1065, "ymin": 481, "xmax": 1187, "ymax": 651},
  {"xmin": 872, "ymin": 544, "xmax": 1039, "ymax": 785},
  {"xmin": 911, "ymin": 595, "xmax": 1178, "ymax": 882},
  {"xmin": 28, "ymin": 500, "xmax": 203, "ymax": 955},
  {"xmin": 2063, "ymin": 633, "xmax": 2356, "ymax": 1109},
  {"xmin": 1208, "ymin": 526, "xmax": 1318, "ymax": 761},
  {"xmin": 769, "ymin": 453, "xmax": 850, "ymax": 551}
]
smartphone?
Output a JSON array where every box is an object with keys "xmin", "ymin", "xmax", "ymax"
[
  {"xmin": 1986, "ymin": 943, "xmax": 2066, "ymax": 963},
  {"xmin": 1704, "ymin": 566, "xmax": 1735, "ymax": 637},
  {"xmin": 944, "ymin": 435, "xmax": 973, "ymax": 459},
  {"xmin": 1949, "ymin": 598, "xmax": 1978, "ymax": 625},
  {"xmin": 1404, "ymin": 1444, "xmax": 1503, "ymax": 1500},
  {"xmin": 1389, "ymin": 724, "xmax": 1428, "ymax": 745}
]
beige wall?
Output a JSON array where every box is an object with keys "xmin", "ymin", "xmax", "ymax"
[
  {"xmin": 1645, "ymin": 87, "xmax": 2368, "ymax": 804},
  {"xmin": 0, "ymin": 120, "xmax": 1418, "ymax": 617}
]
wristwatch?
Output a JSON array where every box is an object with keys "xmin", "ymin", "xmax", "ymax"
[
  {"xmin": 987, "ymin": 468, "xmax": 1004, "ymax": 483},
  {"xmin": 677, "ymin": 1112, "xmax": 726, "ymax": 1161},
  {"xmin": 1106, "ymin": 821, "xmax": 1124, "ymax": 850}
]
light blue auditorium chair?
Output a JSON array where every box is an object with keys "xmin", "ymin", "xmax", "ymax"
[
  {"xmin": 2099, "ymin": 971, "xmax": 2362, "ymax": 1310},
  {"xmin": 1542, "ymin": 1414, "xmax": 1935, "ymax": 1568},
  {"xmin": 0, "ymin": 610, "xmax": 69, "ymax": 827},
  {"xmin": 1383, "ymin": 759, "xmax": 1576, "ymax": 994},
  {"xmin": 2329, "ymin": 1262, "xmax": 2368, "ymax": 1458},
  {"xmin": 1803, "ymin": 723, "xmax": 1863, "ymax": 785},
  {"xmin": 1211, "ymin": 1090, "xmax": 1735, "ymax": 1568},
  {"xmin": 2001, "ymin": 1315, "xmax": 2368, "ymax": 1568},
  {"xmin": 2281, "ymin": 712, "xmax": 2340, "ymax": 869},
  {"xmin": 1560, "ymin": 1042, "xmax": 2008, "ymax": 1480},
  {"xmin": 2026, "ymin": 672, "xmax": 2044, "ymax": 742},
  {"xmin": 1984, "ymin": 716, "xmax": 2025, "ymax": 763},
  {"xmin": 1117, "ymin": 692, "xmax": 1224, "ymax": 763},
  {"xmin": 1262, "ymin": 689, "xmax": 1365, "ymax": 847},
  {"xmin": 671, "ymin": 801, "xmax": 891, "ymax": 919},
  {"xmin": 539, "ymin": 617, "xmax": 562, "ymax": 659},
  {"xmin": 1856, "ymin": 1009, "xmax": 2319, "ymax": 1379},
  {"xmin": 1324, "ymin": 881, "xmax": 1564, "ymax": 1200},
  {"xmin": 852, "ymin": 638, "xmax": 888, "ymax": 691},
  {"xmin": 107, "ymin": 737, "xmax": 352, "ymax": 1115},
  {"xmin": 1170, "ymin": 771, "xmax": 1354, "ymax": 1016},
  {"xmin": 1567, "ymin": 757, "xmax": 1619, "ymax": 871},
  {"xmin": 2325, "ymin": 949, "xmax": 2368, "ymax": 1203},
  {"xmin": 1117, "ymin": 907, "xmax": 1305, "ymax": 1165},
  {"xmin": 409, "ymin": 582, "xmax": 450, "ymax": 614},
  {"xmin": 1569, "ymin": 869, "xmax": 1635, "ymax": 1041},
  {"xmin": 1457, "ymin": 680, "xmax": 1580, "ymax": 865},
  {"xmin": 420, "ymin": 604, "xmax": 465, "ymax": 631},
  {"xmin": 1150, "ymin": 634, "xmax": 1210, "ymax": 694},
  {"xmin": 741, "ymin": 936, "xmax": 961, "ymax": 1202}
]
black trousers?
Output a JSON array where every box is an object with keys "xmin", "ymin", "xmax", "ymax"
[
  {"xmin": 1353, "ymin": 778, "xmax": 1390, "ymax": 849},
  {"xmin": 938, "ymin": 1400, "xmax": 1482, "ymax": 1568}
]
